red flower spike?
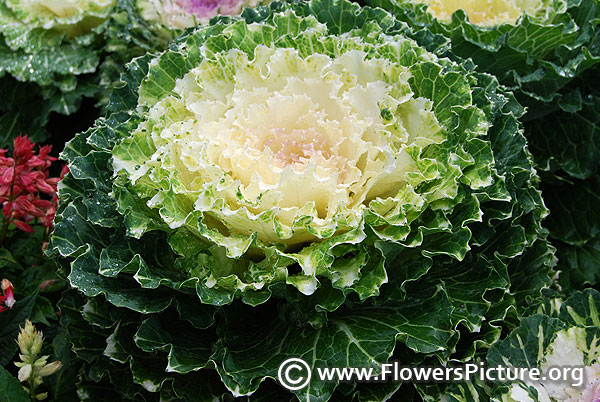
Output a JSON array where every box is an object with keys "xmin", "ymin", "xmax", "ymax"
[{"xmin": 0, "ymin": 136, "xmax": 65, "ymax": 238}]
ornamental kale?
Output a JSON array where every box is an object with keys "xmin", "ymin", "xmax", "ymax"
[
  {"xmin": 0, "ymin": 0, "xmax": 172, "ymax": 147},
  {"xmin": 365, "ymin": 0, "xmax": 600, "ymax": 112},
  {"xmin": 49, "ymin": 0, "xmax": 555, "ymax": 400}
]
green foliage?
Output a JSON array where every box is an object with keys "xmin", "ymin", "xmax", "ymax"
[
  {"xmin": 0, "ymin": 366, "xmax": 29, "ymax": 402},
  {"xmin": 0, "ymin": 291, "xmax": 37, "ymax": 366},
  {"xmin": 366, "ymin": 0, "xmax": 600, "ymax": 110}
]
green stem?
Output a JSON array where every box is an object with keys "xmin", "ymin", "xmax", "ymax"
[
  {"xmin": 28, "ymin": 367, "xmax": 36, "ymax": 402},
  {"xmin": 0, "ymin": 218, "xmax": 9, "ymax": 248}
]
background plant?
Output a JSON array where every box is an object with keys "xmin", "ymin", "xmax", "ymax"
[
  {"xmin": 0, "ymin": 0, "xmax": 174, "ymax": 147},
  {"xmin": 364, "ymin": 0, "xmax": 600, "ymax": 301}
]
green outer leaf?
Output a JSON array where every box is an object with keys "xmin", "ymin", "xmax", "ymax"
[
  {"xmin": 558, "ymin": 288, "xmax": 600, "ymax": 328},
  {"xmin": 556, "ymin": 234, "xmax": 600, "ymax": 292},
  {"xmin": 30, "ymin": 295, "xmax": 56, "ymax": 326},
  {"xmin": 528, "ymin": 89, "xmax": 600, "ymax": 180},
  {"xmin": 485, "ymin": 314, "xmax": 568, "ymax": 402},
  {"xmin": 134, "ymin": 315, "xmax": 214, "ymax": 374},
  {"xmin": 213, "ymin": 289, "xmax": 454, "ymax": 398},
  {"xmin": 486, "ymin": 314, "xmax": 565, "ymax": 369},
  {"xmin": 541, "ymin": 173, "xmax": 600, "ymax": 293}
]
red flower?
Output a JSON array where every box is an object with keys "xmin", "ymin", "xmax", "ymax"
[
  {"xmin": 0, "ymin": 279, "xmax": 15, "ymax": 312},
  {"xmin": 0, "ymin": 135, "xmax": 67, "ymax": 242}
]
